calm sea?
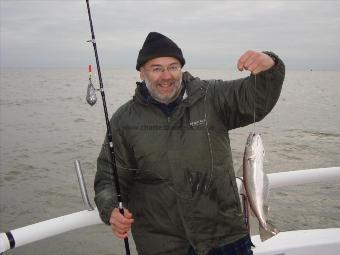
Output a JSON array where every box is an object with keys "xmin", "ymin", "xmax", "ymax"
[{"xmin": 0, "ymin": 68, "xmax": 339, "ymax": 254}]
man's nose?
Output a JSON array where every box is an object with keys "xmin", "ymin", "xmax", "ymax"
[{"xmin": 160, "ymin": 69, "xmax": 172, "ymax": 79}]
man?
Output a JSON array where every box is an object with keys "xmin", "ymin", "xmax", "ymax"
[{"xmin": 94, "ymin": 32, "xmax": 285, "ymax": 255}]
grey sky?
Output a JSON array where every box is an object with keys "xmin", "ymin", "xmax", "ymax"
[{"xmin": 1, "ymin": 0, "xmax": 340, "ymax": 69}]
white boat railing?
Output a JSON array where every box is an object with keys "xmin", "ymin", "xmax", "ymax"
[
  {"xmin": 236, "ymin": 166, "xmax": 340, "ymax": 192},
  {"xmin": 1, "ymin": 166, "xmax": 340, "ymax": 253},
  {"xmin": 0, "ymin": 210, "xmax": 101, "ymax": 253}
]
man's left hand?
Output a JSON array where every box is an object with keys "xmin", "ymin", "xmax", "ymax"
[{"xmin": 237, "ymin": 50, "xmax": 275, "ymax": 75}]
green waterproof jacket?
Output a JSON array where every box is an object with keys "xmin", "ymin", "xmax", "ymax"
[{"xmin": 94, "ymin": 53, "xmax": 285, "ymax": 255}]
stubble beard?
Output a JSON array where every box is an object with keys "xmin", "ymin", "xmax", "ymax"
[{"xmin": 144, "ymin": 76, "xmax": 183, "ymax": 105}]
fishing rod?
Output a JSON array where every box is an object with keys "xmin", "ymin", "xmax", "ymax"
[{"xmin": 85, "ymin": 0, "xmax": 131, "ymax": 254}]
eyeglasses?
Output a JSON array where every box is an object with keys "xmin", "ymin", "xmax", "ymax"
[{"xmin": 143, "ymin": 64, "xmax": 182, "ymax": 75}]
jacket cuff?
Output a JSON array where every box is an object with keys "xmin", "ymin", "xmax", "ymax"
[
  {"xmin": 263, "ymin": 51, "xmax": 279, "ymax": 64},
  {"xmin": 100, "ymin": 205, "xmax": 116, "ymax": 225},
  {"xmin": 262, "ymin": 51, "xmax": 285, "ymax": 75},
  {"xmin": 94, "ymin": 194, "xmax": 117, "ymax": 225}
]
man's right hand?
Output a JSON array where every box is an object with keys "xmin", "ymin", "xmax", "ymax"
[{"xmin": 109, "ymin": 208, "xmax": 134, "ymax": 239}]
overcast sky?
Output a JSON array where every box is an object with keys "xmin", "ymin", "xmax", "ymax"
[{"xmin": 1, "ymin": 0, "xmax": 340, "ymax": 69}]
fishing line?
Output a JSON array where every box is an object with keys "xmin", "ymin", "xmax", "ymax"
[
  {"xmin": 203, "ymin": 83, "xmax": 215, "ymax": 193},
  {"xmin": 253, "ymin": 74, "xmax": 257, "ymax": 133}
]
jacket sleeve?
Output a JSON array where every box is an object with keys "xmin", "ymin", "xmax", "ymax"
[
  {"xmin": 210, "ymin": 52, "xmax": 285, "ymax": 130},
  {"xmin": 94, "ymin": 113, "xmax": 136, "ymax": 225}
]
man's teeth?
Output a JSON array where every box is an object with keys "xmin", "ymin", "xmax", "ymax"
[{"xmin": 159, "ymin": 82, "xmax": 173, "ymax": 87}]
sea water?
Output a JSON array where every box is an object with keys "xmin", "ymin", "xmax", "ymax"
[{"xmin": 0, "ymin": 68, "xmax": 339, "ymax": 254}]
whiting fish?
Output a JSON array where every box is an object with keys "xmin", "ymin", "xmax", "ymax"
[{"xmin": 242, "ymin": 132, "xmax": 279, "ymax": 241}]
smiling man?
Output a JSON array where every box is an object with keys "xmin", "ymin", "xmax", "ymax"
[
  {"xmin": 94, "ymin": 32, "xmax": 285, "ymax": 255},
  {"xmin": 140, "ymin": 57, "xmax": 183, "ymax": 104}
]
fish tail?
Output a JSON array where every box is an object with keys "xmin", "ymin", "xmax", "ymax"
[{"xmin": 259, "ymin": 221, "xmax": 279, "ymax": 241}]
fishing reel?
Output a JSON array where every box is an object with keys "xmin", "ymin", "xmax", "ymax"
[{"xmin": 86, "ymin": 64, "xmax": 98, "ymax": 106}]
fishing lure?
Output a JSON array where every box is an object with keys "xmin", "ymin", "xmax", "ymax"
[{"xmin": 86, "ymin": 64, "xmax": 97, "ymax": 106}]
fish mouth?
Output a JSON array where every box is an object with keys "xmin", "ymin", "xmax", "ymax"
[
  {"xmin": 247, "ymin": 132, "xmax": 262, "ymax": 141},
  {"xmin": 246, "ymin": 132, "xmax": 257, "ymax": 146}
]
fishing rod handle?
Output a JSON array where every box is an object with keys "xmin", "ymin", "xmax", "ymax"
[
  {"xmin": 124, "ymin": 238, "xmax": 131, "ymax": 255},
  {"xmin": 117, "ymin": 202, "xmax": 130, "ymax": 254}
]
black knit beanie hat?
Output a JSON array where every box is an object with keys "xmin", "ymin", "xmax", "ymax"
[{"xmin": 136, "ymin": 32, "xmax": 185, "ymax": 71}]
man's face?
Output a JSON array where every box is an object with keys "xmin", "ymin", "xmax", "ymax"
[{"xmin": 140, "ymin": 57, "xmax": 183, "ymax": 104}]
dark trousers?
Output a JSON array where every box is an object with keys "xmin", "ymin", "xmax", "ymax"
[{"xmin": 186, "ymin": 235, "xmax": 253, "ymax": 255}]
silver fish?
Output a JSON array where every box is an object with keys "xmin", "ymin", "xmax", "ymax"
[{"xmin": 242, "ymin": 132, "xmax": 279, "ymax": 241}]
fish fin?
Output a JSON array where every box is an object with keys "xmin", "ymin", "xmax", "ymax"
[{"xmin": 259, "ymin": 221, "xmax": 279, "ymax": 241}]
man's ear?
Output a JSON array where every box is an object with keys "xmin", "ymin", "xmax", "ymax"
[{"xmin": 139, "ymin": 70, "xmax": 145, "ymax": 81}]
